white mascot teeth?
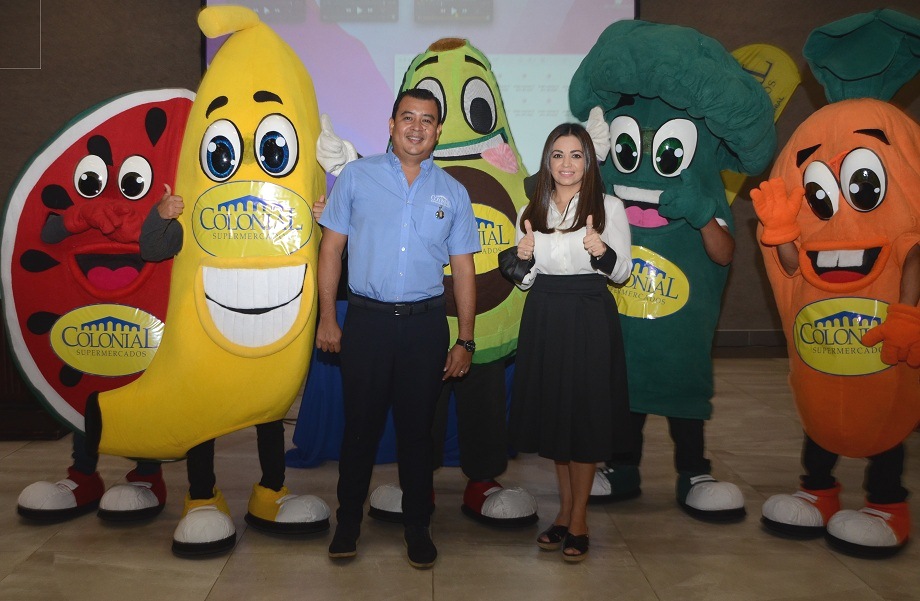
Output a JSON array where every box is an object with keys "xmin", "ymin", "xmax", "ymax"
[{"xmin": 203, "ymin": 264, "xmax": 306, "ymax": 347}]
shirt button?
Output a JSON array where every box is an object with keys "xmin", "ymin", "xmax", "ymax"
[{"xmin": 401, "ymin": 247, "xmax": 406, "ymax": 251}]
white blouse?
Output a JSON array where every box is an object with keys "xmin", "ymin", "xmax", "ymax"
[{"xmin": 514, "ymin": 193, "xmax": 632, "ymax": 290}]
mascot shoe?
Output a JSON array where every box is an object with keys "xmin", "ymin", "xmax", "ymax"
[
  {"xmin": 761, "ymin": 484, "xmax": 841, "ymax": 538},
  {"xmin": 826, "ymin": 501, "xmax": 911, "ymax": 558},
  {"xmin": 17, "ymin": 467, "xmax": 104, "ymax": 521},
  {"xmin": 97, "ymin": 467, "xmax": 167, "ymax": 522},
  {"xmin": 677, "ymin": 473, "xmax": 745, "ymax": 522},
  {"xmin": 589, "ymin": 465, "xmax": 641, "ymax": 504},
  {"xmin": 244, "ymin": 483, "xmax": 330, "ymax": 535},
  {"xmin": 172, "ymin": 489, "xmax": 236, "ymax": 557},
  {"xmin": 368, "ymin": 484, "xmax": 436, "ymax": 523},
  {"xmin": 460, "ymin": 480, "xmax": 538, "ymax": 527}
]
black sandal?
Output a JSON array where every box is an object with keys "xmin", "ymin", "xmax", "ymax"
[
  {"xmin": 562, "ymin": 533, "xmax": 589, "ymax": 562},
  {"xmin": 536, "ymin": 524, "xmax": 568, "ymax": 550}
]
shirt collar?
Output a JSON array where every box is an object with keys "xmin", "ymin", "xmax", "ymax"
[{"xmin": 387, "ymin": 149, "xmax": 434, "ymax": 174}]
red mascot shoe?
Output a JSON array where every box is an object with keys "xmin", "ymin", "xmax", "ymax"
[
  {"xmin": 826, "ymin": 500, "xmax": 911, "ymax": 558},
  {"xmin": 17, "ymin": 467, "xmax": 105, "ymax": 522},
  {"xmin": 761, "ymin": 483, "xmax": 842, "ymax": 538}
]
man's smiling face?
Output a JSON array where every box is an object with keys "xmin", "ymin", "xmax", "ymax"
[{"xmin": 389, "ymin": 96, "xmax": 442, "ymax": 163}]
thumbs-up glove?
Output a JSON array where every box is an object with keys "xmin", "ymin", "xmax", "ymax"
[
  {"xmin": 586, "ymin": 106, "xmax": 610, "ymax": 160},
  {"xmin": 316, "ymin": 114, "xmax": 358, "ymax": 176}
]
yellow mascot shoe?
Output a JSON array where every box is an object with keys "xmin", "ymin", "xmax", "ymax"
[
  {"xmin": 90, "ymin": 5, "xmax": 325, "ymax": 461},
  {"xmin": 244, "ymin": 483, "xmax": 330, "ymax": 535},
  {"xmin": 172, "ymin": 489, "xmax": 236, "ymax": 557}
]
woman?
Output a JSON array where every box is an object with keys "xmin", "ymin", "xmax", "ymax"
[{"xmin": 509, "ymin": 123, "xmax": 632, "ymax": 562}]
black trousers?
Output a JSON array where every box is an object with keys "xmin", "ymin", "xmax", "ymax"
[
  {"xmin": 336, "ymin": 301, "xmax": 449, "ymax": 528},
  {"xmin": 606, "ymin": 411, "xmax": 711, "ymax": 474},
  {"xmin": 800, "ymin": 434, "xmax": 907, "ymax": 504},
  {"xmin": 432, "ymin": 358, "xmax": 509, "ymax": 481},
  {"xmin": 186, "ymin": 420, "xmax": 285, "ymax": 500}
]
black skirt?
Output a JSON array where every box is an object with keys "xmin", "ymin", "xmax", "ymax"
[{"xmin": 510, "ymin": 274, "xmax": 631, "ymax": 463}]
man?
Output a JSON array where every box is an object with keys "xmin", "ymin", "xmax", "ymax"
[{"xmin": 316, "ymin": 88, "xmax": 479, "ymax": 569}]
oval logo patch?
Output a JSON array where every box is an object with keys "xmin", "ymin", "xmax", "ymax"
[
  {"xmin": 50, "ymin": 304, "xmax": 165, "ymax": 376},
  {"xmin": 794, "ymin": 297, "xmax": 890, "ymax": 376},
  {"xmin": 612, "ymin": 245, "xmax": 690, "ymax": 319},
  {"xmin": 192, "ymin": 180, "xmax": 313, "ymax": 258}
]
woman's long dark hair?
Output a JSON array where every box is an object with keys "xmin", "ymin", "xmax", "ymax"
[{"xmin": 520, "ymin": 122, "xmax": 606, "ymax": 234}]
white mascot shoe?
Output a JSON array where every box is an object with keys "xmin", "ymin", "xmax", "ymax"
[
  {"xmin": 461, "ymin": 480, "xmax": 538, "ymax": 527},
  {"xmin": 96, "ymin": 469, "xmax": 167, "ymax": 522},
  {"xmin": 825, "ymin": 502, "xmax": 910, "ymax": 558},
  {"xmin": 368, "ymin": 483, "xmax": 406, "ymax": 523},
  {"xmin": 244, "ymin": 484, "xmax": 330, "ymax": 535},
  {"xmin": 172, "ymin": 490, "xmax": 236, "ymax": 557},
  {"xmin": 17, "ymin": 468, "xmax": 104, "ymax": 522},
  {"xmin": 678, "ymin": 473, "xmax": 745, "ymax": 522},
  {"xmin": 761, "ymin": 485, "xmax": 840, "ymax": 538}
]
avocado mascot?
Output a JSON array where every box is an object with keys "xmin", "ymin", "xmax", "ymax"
[
  {"xmin": 568, "ymin": 20, "xmax": 776, "ymax": 520},
  {"xmin": 314, "ymin": 38, "xmax": 538, "ymax": 526},
  {"xmin": 753, "ymin": 9, "xmax": 920, "ymax": 557},
  {"xmin": 6, "ymin": 89, "xmax": 192, "ymax": 522},
  {"xmin": 82, "ymin": 6, "xmax": 331, "ymax": 556}
]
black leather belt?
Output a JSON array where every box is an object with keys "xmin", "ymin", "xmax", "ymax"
[{"xmin": 347, "ymin": 292, "xmax": 445, "ymax": 316}]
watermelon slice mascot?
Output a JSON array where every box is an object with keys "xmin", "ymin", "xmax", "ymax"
[
  {"xmin": 79, "ymin": 6, "xmax": 331, "ymax": 556},
  {"xmin": 753, "ymin": 9, "xmax": 920, "ymax": 557},
  {"xmin": 7, "ymin": 90, "xmax": 192, "ymax": 522},
  {"xmin": 314, "ymin": 38, "xmax": 538, "ymax": 526},
  {"xmin": 568, "ymin": 20, "xmax": 776, "ymax": 520}
]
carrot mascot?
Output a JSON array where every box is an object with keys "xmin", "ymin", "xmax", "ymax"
[{"xmin": 753, "ymin": 9, "xmax": 920, "ymax": 557}]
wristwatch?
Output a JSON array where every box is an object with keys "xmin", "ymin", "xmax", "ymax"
[{"xmin": 455, "ymin": 338, "xmax": 476, "ymax": 352}]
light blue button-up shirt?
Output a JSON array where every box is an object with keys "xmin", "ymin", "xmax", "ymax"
[{"xmin": 320, "ymin": 151, "xmax": 480, "ymax": 303}]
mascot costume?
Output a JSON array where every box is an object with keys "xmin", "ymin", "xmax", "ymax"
[
  {"xmin": 753, "ymin": 9, "xmax": 920, "ymax": 557},
  {"xmin": 6, "ymin": 89, "xmax": 192, "ymax": 521},
  {"xmin": 314, "ymin": 38, "xmax": 538, "ymax": 526},
  {"xmin": 79, "ymin": 6, "xmax": 331, "ymax": 556},
  {"xmin": 568, "ymin": 20, "xmax": 776, "ymax": 520}
]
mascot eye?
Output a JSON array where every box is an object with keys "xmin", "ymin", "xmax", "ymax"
[
  {"xmin": 73, "ymin": 155, "xmax": 108, "ymax": 198},
  {"xmin": 415, "ymin": 78, "xmax": 446, "ymax": 123},
  {"xmin": 462, "ymin": 77, "xmax": 496, "ymax": 135},
  {"xmin": 803, "ymin": 161, "xmax": 839, "ymax": 220},
  {"xmin": 839, "ymin": 148, "xmax": 886, "ymax": 212},
  {"xmin": 200, "ymin": 119, "xmax": 242, "ymax": 182},
  {"xmin": 609, "ymin": 115, "xmax": 641, "ymax": 173},
  {"xmin": 118, "ymin": 155, "xmax": 153, "ymax": 200},
  {"xmin": 652, "ymin": 119, "xmax": 697, "ymax": 177},
  {"xmin": 255, "ymin": 114, "xmax": 299, "ymax": 177}
]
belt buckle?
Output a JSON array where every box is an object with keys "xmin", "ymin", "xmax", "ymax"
[{"xmin": 393, "ymin": 303, "xmax": 408, "ymax": 316}]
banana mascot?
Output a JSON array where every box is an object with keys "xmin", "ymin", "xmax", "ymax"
[
  {"xmin": 84, "ymin": 6, "xmax": 330, "ymax": 556},
  {"xmin": 754, "ymin": 10, "xmax": 920, "ymax": 557}
]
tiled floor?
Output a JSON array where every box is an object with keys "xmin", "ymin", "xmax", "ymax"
[{"xmin": 1, "ymin": 357, "xmax": 918, "ymax": 600}]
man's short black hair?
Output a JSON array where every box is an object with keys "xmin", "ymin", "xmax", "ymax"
[{"xmin": 391, "ymin": 88, "xmax": 443, "ymax": 124}]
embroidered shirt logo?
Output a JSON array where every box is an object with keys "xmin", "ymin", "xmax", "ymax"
[{"xmin": 430, "ymin": 194, "xmax": 450, "ymax": 208}]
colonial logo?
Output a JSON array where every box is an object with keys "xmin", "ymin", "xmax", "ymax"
[
  {"xmin": 50, "ymin": 304, "xmax": 164, "ymax": 377},
  {"xmin": 444, "ymin": 203, "xmax": 514, "ymax": 276},
  {"xmin": 192, "ymin": 180, "xmax": 313, "ymax": 258},
  {"xmin": 612, "ymin": 245, "xmax": 689, "ymax": 319},
  {"xmin": 794, "ymin": 297, "xmax": 889, "ymax": 376}
]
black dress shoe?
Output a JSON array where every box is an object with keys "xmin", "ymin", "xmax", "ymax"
[
  {"xmin": 404, "ymin": 525, "xmax": 437, "ymax": 569},
  {"xmin": 328, "ymin": 522, "xmax": 360, "ymax": 559}
]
